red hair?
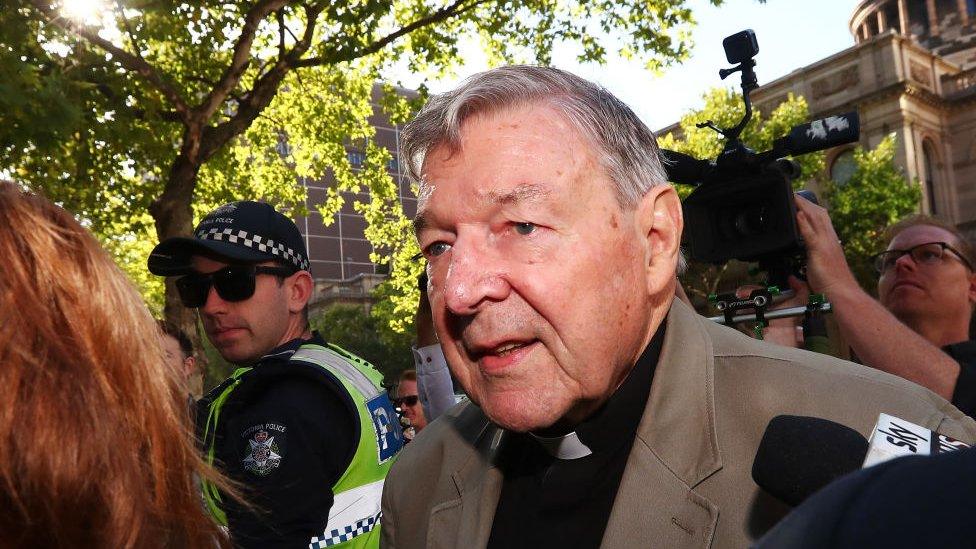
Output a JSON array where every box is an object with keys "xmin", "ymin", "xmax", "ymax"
[{"xmin": 0, "ymin": 182, "xmax": 233, "ymax": 547}]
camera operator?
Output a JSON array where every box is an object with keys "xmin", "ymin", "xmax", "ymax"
[{"xmin": 791, "ymin": 196, "xmax": 976, "ymax": 415}]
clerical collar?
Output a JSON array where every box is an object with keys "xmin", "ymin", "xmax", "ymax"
[
  {"xmin": 529, "ymin": 431, "xmax": 593, "ymax": 460},
  {"xmin": 529, "ymin": 324, "xmax": 665, "ymax": 460}
]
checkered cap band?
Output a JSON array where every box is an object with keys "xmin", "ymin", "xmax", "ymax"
[
  {"xmin": 196, "ymin": 227, "xmax": 309, "ymax": 271},
  {"xmin": 309, "ymin": 512, "xmax": 380, "ymax": 548}
]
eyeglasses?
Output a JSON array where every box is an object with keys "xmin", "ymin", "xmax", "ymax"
[
  {"xmin": 176, "ymin": 265, "xmax": 296, "ymax": 308},
  {"xmin": 871, "ymin": 242, "xmax": 974, "ymax": 274},
  {"xmin": 393, "ymin": 395, "xmax": 419, "ymax": 407}
]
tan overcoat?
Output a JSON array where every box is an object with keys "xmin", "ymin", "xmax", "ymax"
[{"xmin": 381, "ymin": 299, "xmax": 976, "ymax": 548}]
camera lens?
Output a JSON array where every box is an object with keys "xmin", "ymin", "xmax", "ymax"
[{"xmin": 733, "ymin": 206, "xmax": 767, "ymax": 237}]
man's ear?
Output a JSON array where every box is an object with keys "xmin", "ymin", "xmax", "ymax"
[
  {"xmin": 636, "ymin": 184, "xmax": 683, "ymax": 295},
  {"xmin": 288, "ymin": 271, "xmax": 315, "ymax": 314}
]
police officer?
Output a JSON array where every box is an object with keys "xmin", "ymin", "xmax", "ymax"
[{"xmin": 148, "ymin": 201, "xmax": 403, "ymax": 548}]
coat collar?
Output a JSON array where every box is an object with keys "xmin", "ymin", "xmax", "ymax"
[
  {"xmin": 637, "ymin": 298, "xmax": 723, "ymax": 487},
  {"xmin": 602, "ymin": 299, "xmax": 722, "ymax": 547}
]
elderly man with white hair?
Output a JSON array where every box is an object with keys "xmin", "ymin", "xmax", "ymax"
[{"xmin": 380, "ymin": 65, "xmax": 976, "ymax": 548}]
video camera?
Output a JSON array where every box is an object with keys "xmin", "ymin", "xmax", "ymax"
[{"xmin": 662, "ymin": 29, "xmax": 861, "ymax": 288}]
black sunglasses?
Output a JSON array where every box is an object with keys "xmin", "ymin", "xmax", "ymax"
[
  {"xmin": 176, "ymin": 265, "xmax": 296, "ymax": 308},
  {"xmin": 393, "ymin": 395, "xmax": 419, "ymax": 407}
]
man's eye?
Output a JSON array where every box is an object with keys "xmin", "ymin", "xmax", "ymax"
[
  {"xmin": 426, "ymin": 242, "xmax": 451, "ymax": 257},
  {"xmin": 514, "ymin": 222, "xmax": 536, "ymax": 236}
]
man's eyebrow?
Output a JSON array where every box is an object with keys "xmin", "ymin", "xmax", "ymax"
[{"xmin": 487, "ymin": 183, "xmax": 551, "ymax": 205}]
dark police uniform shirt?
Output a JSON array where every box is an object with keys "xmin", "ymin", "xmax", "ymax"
[
  {"xmin": 486, "ymin": 326, "xmax": 665, "ymax": 549},
  {"xmin": 201, "ymin": 333, "xmax": 358, "ymax": 549},
  {"xmin": 947, "ymin": 340, "xmax": 976, "ymax": 418}
]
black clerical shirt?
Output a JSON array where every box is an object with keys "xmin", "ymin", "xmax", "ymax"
[{"xmin": 486, "ymin": 326, "xmax": 665, "ymax": 549}]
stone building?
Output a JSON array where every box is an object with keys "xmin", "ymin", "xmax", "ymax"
[{"xmin": 664, "ymin": 0, "xmax": 976, "ymax": 239}]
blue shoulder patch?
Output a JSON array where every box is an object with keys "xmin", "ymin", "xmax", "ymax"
[{"xmin": 366, "ymin": 393, "xmax": 403, "ymax": 463}]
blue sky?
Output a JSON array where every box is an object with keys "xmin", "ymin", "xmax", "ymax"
[{"xmin": 399, "ymin": 0, "xmax": 859, "ymax": 131}]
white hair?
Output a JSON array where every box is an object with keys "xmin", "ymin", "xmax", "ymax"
[{"xmin": 400, "ymin": 65, "xmax": 669, "ymax": 209}]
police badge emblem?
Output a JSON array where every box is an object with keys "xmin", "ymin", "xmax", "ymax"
[{"xmin": 242, "ymin": 428, "xmax": 282, "ymax": 476}]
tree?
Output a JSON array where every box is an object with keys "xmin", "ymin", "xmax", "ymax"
[
  {"xmin": 3, "ymin": 0, "xmax": 718, "ymax": 345},
  {"xmin": 657, "ymin": 88, "xmax": 824, "ymax": 307},
  {"xmin": 820, "ymin": 134, "xmax": 921, "ymax": 291}
]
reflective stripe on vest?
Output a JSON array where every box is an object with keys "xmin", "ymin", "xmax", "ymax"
[{"xmin": 201, "ymin": 343, "xmax": 403, "ymax": 549}]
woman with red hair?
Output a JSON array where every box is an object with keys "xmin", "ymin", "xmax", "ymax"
[{"xmin": 0, "ymin": 182, "xmax": 234, "ymax": 547}]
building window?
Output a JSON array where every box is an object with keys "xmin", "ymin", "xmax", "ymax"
[
  {"xmin": 830, "ymin": 149, "xmax": 856, "ymax": 185},
  {"xmin": 347, "ymin": 150, "xmax": 365, "ymax": 169}
]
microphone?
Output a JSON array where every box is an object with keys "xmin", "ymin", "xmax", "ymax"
[
  {"xmin": 752, "ymin": 415, "xmax": 868, "ymax": 507},
  {"xmin": 660, "ymin": 149, "xmax": 712, "ymax": 186},
  {"xmin": 772, "ymin": 112, "xmax": 860, "ymax": 156},
  {"xmin": 863, "ymin": 413, "xmax": 970, "ymax": 468},
  {"xmin": 752, "ymin": 414, "xmax": 972, "ymax": 508}
]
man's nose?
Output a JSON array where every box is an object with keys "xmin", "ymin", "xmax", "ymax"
[
  {"xmin": 440, "ymin": 241, "xmax": 510, "ymax": 315},
  {"xmin": 894, "ymin": 251, "xmax": 918, "ymax": 272},
  {"xmin": 200, "ymin": 284, "xmax": 228, "ymax": 315}
]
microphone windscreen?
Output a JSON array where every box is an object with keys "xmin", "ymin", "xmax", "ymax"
[
  {"xmin": 752, "ymin": 415, "xmax": 869, "ymax": 507},
  {"xmin": 660, "ymin": 149, "xmax": 710, "ymax": 186},
  {"xmin": 779, "ymin": 112, "xmax": 860, "ymax": 156}
]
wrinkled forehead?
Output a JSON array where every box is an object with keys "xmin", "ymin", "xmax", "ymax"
[
  {"xmin": 887, "ymin": 224, "xmax": 961, "ymax": 250},
  {"xmin": 415, "ymin": 101, "xmax": 594, "ymax": 196}
]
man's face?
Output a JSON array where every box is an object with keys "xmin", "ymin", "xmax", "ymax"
[
  {"xmin": 878, "ymin": 225, "xmax": 976, "ymax": 333},
  {"xmin": 396, "ymin": 379, "xmax": 427, "ymax": 431},
  {"xmin": 191, "ymin": 256, "xmax": 293, "ymax": 364},
  {"xmin": 415, "ymin": 103, "xmax": 679, "ymax": 432}
]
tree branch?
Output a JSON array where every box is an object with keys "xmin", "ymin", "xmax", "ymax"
[
  {"xmin": 277, "ymin": 8, "xmax": 286, "ymax": 57},
  {"xmin": 293, "ymin": 0, "xmax": 490, "ymax": 68},
  {"xmin": 29, "ymin": 0, "xmax": 191, "ymax": 122},
  {"xmin": 195, "ymin": 0, "xmax": 290, "ymax": 123},
  {"xmin": 197, "ymin": 3, "xmax": 324, "ymax": 163},
  {"xmin": 113, "ymin": 0, "xmax": 143, "ymax": 58}
]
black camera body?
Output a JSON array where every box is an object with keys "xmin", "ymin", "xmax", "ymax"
[
  {"xmin": 682, "ymin": 161, "xmax": 800, "ymax": 264},
  {"xmin": 663, "ymin": 29, "xmax": 860, "ymax": 284}
]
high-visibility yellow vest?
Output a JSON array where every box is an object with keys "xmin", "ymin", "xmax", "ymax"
[{"xmin": 201, "ymin": 342, "xmax": 404, "ymax": 548}]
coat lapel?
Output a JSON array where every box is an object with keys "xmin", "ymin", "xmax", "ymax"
[
  {"xmin": 427, "ymin": 417, "xmax": 506, "ymax": 549},
  {"xmin": 603, "ymin": 299, "xmax": 723, "ymax": 548}
]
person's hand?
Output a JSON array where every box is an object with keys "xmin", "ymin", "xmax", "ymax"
[{"xmin": 794, "ymin": 196, "xmax": 859, "ymax": 296}]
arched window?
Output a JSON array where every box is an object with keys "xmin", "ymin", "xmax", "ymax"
[
  {"xmin": 922, "ymin": 141, "xmax": 939, "ymax": 215},
  {"xmin": 830, "ymin": 149, "xmax": 856, "ymax": 185}
]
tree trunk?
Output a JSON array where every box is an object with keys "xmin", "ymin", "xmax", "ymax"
[{"xmin": 151, "ymin": 127, "xmax": 211, "ymax": 391}]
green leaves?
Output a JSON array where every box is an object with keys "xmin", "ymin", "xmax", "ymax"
[
  {"xmin": 310, "ymin": 303, "xmax": 415, "ymax": 386},
  {"xmin": 822, "ymin": 134, "xmax": 920, "ymax": 291},
  {"xmin": 4, "ymin": 0, "xmax": 722, "ymax": 330}
]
